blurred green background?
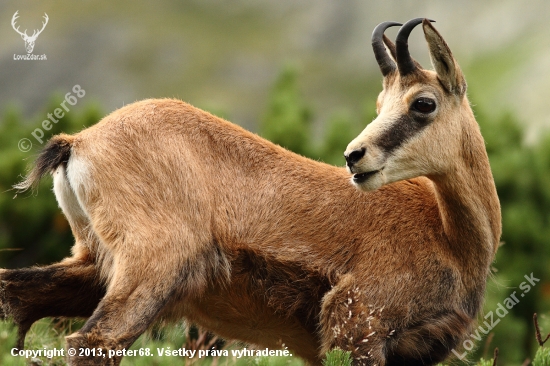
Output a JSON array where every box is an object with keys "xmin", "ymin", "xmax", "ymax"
[{"xmin": 1, "ymin": 1, "xmax": 550, "ymax": 365}]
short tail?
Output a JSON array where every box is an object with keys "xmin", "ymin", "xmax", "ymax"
[{"xmin": 14, "ymin": 134, "xmax": 74, "ymax": 192}]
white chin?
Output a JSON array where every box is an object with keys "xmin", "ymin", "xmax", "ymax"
[{"xmin": 351, "ymin": 173, "xmax": 384, "ymax": 192}]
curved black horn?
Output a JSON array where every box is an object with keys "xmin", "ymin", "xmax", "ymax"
[
  {"xmin": 372, "ymin": 21, "xmax": 402, "ymax": 76},
  {"xmin": 396, "ymin": 18, "xmax": 435, "ymax": 76}
]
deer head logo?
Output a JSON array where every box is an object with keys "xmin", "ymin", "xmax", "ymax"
[{"xmin": 11, "ymin": 11, "xmax": 49, "ymax": 54}]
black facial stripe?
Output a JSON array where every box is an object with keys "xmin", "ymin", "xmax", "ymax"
[{"xmin": 375, "ymin": 114, "xmax": 431, "ymax": 154}]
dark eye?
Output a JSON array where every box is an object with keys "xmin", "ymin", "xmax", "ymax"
[{"xmin": 411, "ymin": 98, "xmax": 436, "ymax": 114}]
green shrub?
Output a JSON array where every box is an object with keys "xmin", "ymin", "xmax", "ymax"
[
  {"xmin": 322, "ymin": 349, "xmax": 352, "ymax": 366},
  {"xmin": 533, "ymin": 346, "xmax": 550, "ymax": 366}
]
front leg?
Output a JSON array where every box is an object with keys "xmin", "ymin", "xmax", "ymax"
[
  {"xmin": 319, "ymin": 275, "xmax": 472, "ymax": 366},
  {"xmin": 319, "ymin": 275, "xmax": 390, "ymax": 366},
  {"xmin": 0, "ymin": 260, "xmax": 105, "ymax": 349}
]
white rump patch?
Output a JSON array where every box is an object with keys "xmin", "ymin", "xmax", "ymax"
[{"xmin": 53, "ymin": 156, "xmax": 91, "ymax": 222}]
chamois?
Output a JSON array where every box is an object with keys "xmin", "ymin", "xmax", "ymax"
[{"xmin": 0, "ymin": 18, "xmax": 500, "ymax": 365}]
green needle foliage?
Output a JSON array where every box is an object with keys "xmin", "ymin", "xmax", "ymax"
[
  {"xmin": 322, "ymin": 349, "xmax": 352, "ymax": 366},
  {"xmin": 533, "ymin": 346, "xmax": 550, "ymax": 366}
]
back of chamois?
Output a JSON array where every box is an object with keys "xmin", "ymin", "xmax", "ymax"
[{"xmin": 0, "ymin": 18, "xmax": 500, "ymax": 366}]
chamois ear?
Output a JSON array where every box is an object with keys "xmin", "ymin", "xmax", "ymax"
[
  {"xmin": 422, "ymin": 19, "xmax": 467, "ymax": 96},
  {"xmin": 382, "ymin": 34, "xmax": 397, "ymax": 62}
]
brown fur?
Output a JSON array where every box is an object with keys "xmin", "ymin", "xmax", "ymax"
[{"xmin": 1, "ymin": 19, "xmax": 500, "ymax": 366}]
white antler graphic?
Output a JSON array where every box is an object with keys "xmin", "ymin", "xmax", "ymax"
[{"xmin": 12, "ymin": 11, "xmax": 49, "ymax": 54}]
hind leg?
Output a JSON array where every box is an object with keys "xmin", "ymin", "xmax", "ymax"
[
  {"xmin": 0, "ymin": 258, "xmax": 105, "ymax": 349},
  {"xmin": 64, "ymin": 228, "xmax": 222, "ymax": 366},
  {"xmin": 2, "ymin": 164, "xmax": 106, "ymax": 349},
  {"xmin": 65, "ymin": 278, "xmax": 168, "ymax": 365}
]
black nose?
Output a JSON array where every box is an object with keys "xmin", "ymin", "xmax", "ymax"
[{"xmin": 344, "ymin": 148, "xmax": 366, "ymax": 166}]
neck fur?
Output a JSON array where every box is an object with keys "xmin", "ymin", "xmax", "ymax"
[{"xmin": 430, "ymin": 113, "xmax": 501, "ymax": 285}]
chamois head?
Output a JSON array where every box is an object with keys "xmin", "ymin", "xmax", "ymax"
[{"xmin": 345, "ymin": 18, "xmax": 469, "ymax": 191}]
